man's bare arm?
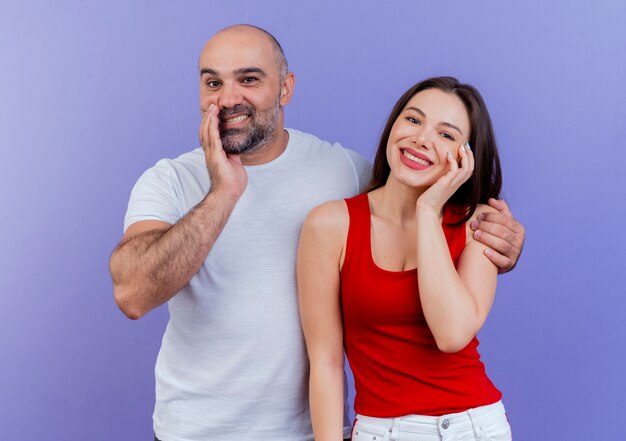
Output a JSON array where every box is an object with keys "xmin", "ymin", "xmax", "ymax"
[
  {"xmin": 110, "ymin": 104, "xmax": 247, "ymax": 319},
  {"xmin": 110, "ymin": 190, "xmax": 238, "ymax": 319}
]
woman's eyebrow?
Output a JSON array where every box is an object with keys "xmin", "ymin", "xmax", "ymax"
[
  {"xmin": 406, "ymin": 106, "xmax": 463, "ymax": 135},
  {"xmin": 405, "ymin": 106, "xmax": 426, "ymax": 117},
  {"xmin": 441, "ymin": 122, "xmax": 463, "ymax": 136}
]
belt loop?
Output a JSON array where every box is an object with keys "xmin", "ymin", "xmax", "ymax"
[
  {"xmin": 467, "ymin": 408, "xmax": 483, "ymax": 440},
  {"xmin": 385, "ymin": 417, "xmax": 396, "ymax": 441},
  {"xmin": 393, "ymin": 416, "xmax": 403, "ymax": 441}
]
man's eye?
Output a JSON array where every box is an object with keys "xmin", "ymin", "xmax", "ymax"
[
  {"xmin": 206, "ymin": 80, "xmax": 221, "ymax": 88},
  {"xmin": 242, "ymin": 77, "xmax": 258, "ymax": 84}
]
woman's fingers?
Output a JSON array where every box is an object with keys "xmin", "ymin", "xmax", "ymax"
[
  {"xmin": 447, "ymin": 149, "xmax": 459, "ymax": 172},
  {"xmin": 465, "ymin": 143, "xmax": 475, "ymax": 174},
  {"xmin": 461, "ymin": 142, "xmax": 474, "ymax": 181},
  {"xmin": 448, "ymin": 143, "xmax": 470, "ymax": 187}
]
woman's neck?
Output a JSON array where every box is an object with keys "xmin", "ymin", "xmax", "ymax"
[{"xmin": 370, "ymin": 177, "xmax": 428, "ymax": 226}]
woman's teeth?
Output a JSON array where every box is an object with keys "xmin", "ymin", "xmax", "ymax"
[{"xmin": 403, "ymin": 150, "xmax": 431, "ymax": 166}]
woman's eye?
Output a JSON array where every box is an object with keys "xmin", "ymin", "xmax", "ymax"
[
  {"xmin": 406, "ymin": 116, "xmax": 420, "ymax": 124},
  {"xmin": 441, "ymin": 132, "xmax": 455, "ymax": 141}
]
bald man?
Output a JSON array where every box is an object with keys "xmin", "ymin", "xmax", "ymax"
[{"xmin": 110, "ymin": 25, "xmax": 525, "ymax": 441}]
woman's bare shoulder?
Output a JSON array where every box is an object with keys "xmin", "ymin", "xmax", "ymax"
[{"xmin": 302, "ymin": 199, "xmax": 350, "ymax": 237}]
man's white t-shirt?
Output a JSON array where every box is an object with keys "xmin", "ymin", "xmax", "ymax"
[{"xmin": 125, "ymin": 129, "xmax": 371, "ymax": 441}]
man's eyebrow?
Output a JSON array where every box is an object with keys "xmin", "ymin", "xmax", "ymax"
[
  {"xmin": 200, "ymin": 68, "xmax": 218, "ymax": 76},
  {"xmin": 405, "ymin": 106, "xmax": 463, "ymax": 135},
  {"xmin": 199, "ymin": 67, "xmax": 267, "ymax": 78},
  {"xmin": 234, "ymin": 67, "xmax": 267, "ymax": 77}
]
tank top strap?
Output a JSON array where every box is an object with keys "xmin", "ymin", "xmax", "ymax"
[
  {"xmin": 442, "ymin": 204, "xmax": 468, "ymax": 265},
  {"xmin": 343, "ymin": 193, "xmax": 371, "ymax": 270}
]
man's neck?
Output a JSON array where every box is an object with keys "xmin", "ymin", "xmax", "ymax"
[{"xmin": 239, "ymin": 128, "xmax": 289, "ymax": 166}]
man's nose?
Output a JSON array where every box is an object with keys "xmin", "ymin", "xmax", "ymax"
[{"xmin": 217, "ymin": 82, "xmax": 244, "ymax": 109}]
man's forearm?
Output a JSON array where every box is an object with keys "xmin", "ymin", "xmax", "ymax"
[{"xmin": 110, "ymin": 190, "xmax": 238, "ymax": 319}]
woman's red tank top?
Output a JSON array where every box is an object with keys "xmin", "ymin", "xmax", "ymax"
[{"xmin": 341, "ymin": 193, "xmax": 502, "ymax": 417}]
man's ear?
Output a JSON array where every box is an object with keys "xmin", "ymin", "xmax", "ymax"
[{"xmin": 279, "ymin": 72, "xmax": 296, "ymax": 106}]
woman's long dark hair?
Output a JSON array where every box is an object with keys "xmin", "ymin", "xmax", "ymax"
[{"xmin": 368, "ymin": 76, "xmax": 502, "ymax": 224}]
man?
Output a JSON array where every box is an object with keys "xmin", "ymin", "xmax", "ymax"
[{"xmin": 110, "ymin": 25, "xmax": 525, "ymax": 441}]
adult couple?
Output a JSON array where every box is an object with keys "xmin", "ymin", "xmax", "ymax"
[{"xmin": 110, "ymin": 24, "xmax": 523, "ymax": 441}]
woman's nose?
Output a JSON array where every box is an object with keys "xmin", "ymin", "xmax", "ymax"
[{"xmin": 411, "ymin": 129, "xmax": 434, "ymax": 149}]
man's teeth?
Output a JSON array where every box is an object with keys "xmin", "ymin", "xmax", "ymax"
[
  {"xmin": 403, "ymin": 150, "xmax": 431, "ymax": 166},
  {"xmin": 224, "ymin": 115, "xmax": 249, "ymax": 124}
]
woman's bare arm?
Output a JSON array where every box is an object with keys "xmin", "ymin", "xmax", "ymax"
[
  {"xmin": 297, "ymin": 201, "xmax": 349, "ymax": 441},
  {"xmin": 416, "ymin": 204, "xmax": 499, "ymax": 352}
]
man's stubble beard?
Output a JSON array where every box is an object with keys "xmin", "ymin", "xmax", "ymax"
[{"xmin": 219, "ymin": 95, "xmax": 281, "ymax": 155}]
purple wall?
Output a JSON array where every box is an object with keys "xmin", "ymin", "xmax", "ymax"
[{"xmin": 1, "ymin": 1, "xmax": 624, "ymax": 439}]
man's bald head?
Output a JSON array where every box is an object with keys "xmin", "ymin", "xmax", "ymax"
[{"xmin": 201, "ymin": 24, "xmax": 288, "ymax": 80}]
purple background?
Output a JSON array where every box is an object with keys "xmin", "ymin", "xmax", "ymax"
[{"xmin": 1, "ymin": 1, "xmax": 625, "ymax": 440}]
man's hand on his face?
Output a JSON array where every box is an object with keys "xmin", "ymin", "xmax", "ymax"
[{"xmin": 200, "ymin": 104, "xmax": 248, "ymax": 200}]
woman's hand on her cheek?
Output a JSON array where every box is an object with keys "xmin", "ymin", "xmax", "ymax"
[{"xmin": 416, "ymin": 143, "xmax": 474, "ymax": 215}]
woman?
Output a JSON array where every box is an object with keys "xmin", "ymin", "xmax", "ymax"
[{"xmin": 297, "ymin": 77, "xmax": 512, "ymax": 441}]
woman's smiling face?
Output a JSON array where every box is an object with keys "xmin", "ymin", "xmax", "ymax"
[{"xmin": 386, "ymin": 88, "xmax": 471, "ymax": 189}]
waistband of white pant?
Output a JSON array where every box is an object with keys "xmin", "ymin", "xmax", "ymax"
[{"xmin": 356, "ymin": 400, "xmax": 506, "ymax": 435}]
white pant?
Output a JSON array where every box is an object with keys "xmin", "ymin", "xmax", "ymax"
[{"xmin": 352, "ymin": 401, "xmax": 511, "ymax": 441}]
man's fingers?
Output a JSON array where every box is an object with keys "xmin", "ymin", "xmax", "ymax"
[
  {"xmin": 208, "ymin": 109, "xmax": 222, "ymax": 152},
  {"xmin": 199, "ymin": 111, "xmax": 209, "ymax": 148},
  {"xmin": 474, "ymin": 225, "xmax": 514, "ymax": 256},
  {"xmin": 472, "ymin": 198, "xmax": 524, "ymax": 274},
  {"xmin": 200, "ymin": 104, "xmax": 220, "ymax": 151},
  {"xmin": 487, "ymin": 198, "xmax": 513, "ymax": 218},
  {"xmin": 473, "ymin": 224, "xmax": 522, "ymax": 274},
  {"xmin": 482, "ymin": 247, "xmax": 515, "ymax": 274},
  {"xmin": 473, "ymin": 218, "xmax": 517, "ymax": 245},
  {"xmin": 474, "ymin": 211, "xmax": 520, "ymax": 234}
]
